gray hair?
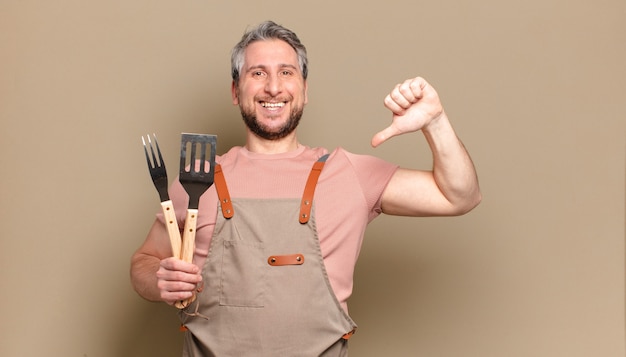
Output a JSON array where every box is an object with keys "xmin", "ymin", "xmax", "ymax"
[{"xmin": 231, "ymin": 21, "xmax": 308, "ymax": 83}]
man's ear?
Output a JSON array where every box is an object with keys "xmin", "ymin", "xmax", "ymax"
[
  {"xmin": 303, "ymin": 80, "xmax": 308, "ymax": 105},
  {"xmin": 231, "ymin": 81, "xmax": 239, "ymax": 105}
]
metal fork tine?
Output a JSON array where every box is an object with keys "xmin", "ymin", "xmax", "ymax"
[
  {"xmin": 142, "ymin": 136, "xmax": 152, "ymax": 168},
  {"xmin": 152, "ymin": 134, "xmax": 165, "ymax": 168},
  {"xmin": 148, "ymin": 135, "xmax": 158, "ymax": 168},
  {"xmin": 143, "ymin": 134, "xmax": 159, "ymax": 169},
  {"xmin": 144, "ymin": 136, "xmax": 155, "ymax": 169}
]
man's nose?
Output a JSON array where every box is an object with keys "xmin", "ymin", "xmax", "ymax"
[{"xmin": 264, "ymin": 75, "xmax": 281, "ymax": 96}]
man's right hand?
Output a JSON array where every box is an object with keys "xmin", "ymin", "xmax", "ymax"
[{"xmin": 156, "ymin": 257, "xmax": 203, "ymax": 305}]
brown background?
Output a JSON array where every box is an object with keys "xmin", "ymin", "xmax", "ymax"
[{"xmin": 1, "ymin": 1, "xmax": 624, "ymax": 356}]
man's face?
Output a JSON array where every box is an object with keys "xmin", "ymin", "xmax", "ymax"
[{"xmin": 232, "ymin": 39, "xmax": 308, "ymax": 140}]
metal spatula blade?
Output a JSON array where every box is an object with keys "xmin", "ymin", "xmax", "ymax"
[{"xmin": 179, "ymin": 133, "xmax": 217, "ymax": 209}]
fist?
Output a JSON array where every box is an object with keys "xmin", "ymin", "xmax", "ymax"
[
  {"xmin": 371, "ymin": 77, "xmax": 444, "ymax": 147},
  {"xmin": 156, "ymin": 257, "xmax": 202, "ymax": 305}
]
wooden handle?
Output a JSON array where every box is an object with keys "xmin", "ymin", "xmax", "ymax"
[
  {"xmin": 160, "ymin": 200, "xmax": 181, "ymax": 258},
  {"xmin": 180, "ymin": 209, "xmax": 198, "ymax": 263},
  {"xmin": 175, "ymin": 209, "xmax": 198, "ymax": 309}
]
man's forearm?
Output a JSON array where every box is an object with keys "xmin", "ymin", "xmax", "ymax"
[
  {"xmin": 130, "ymin": 253, "xmax": 163, "ymax": 302},
  {"xmin": 422, "ymin": 111, "xmax": 481, "ymax": 213}
]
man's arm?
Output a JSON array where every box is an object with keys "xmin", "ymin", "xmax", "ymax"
[
  {"xmin": 372, "ymin": 77, "xmax": 481, "ymax": 217},
  {"xmin": 130, "ymin": 219, "xmax": 201, "ymax": 304}
]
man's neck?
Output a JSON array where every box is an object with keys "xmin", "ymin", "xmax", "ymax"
[{"xmin": 245, "ymin": 131, "xmax": 300, "ymax": 154}]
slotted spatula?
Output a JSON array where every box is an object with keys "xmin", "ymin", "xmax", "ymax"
[{"xmin": 177, "ymin": 133, "xmax": 217, "ymax": 308}]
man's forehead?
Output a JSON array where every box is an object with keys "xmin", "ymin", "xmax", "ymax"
[{"xmin": 243, "ymin": 40, "xmax": 299, "ymax": 67}]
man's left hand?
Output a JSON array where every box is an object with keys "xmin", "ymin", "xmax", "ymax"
[{"xmin": 371, "ymin": 77, "xmax": 444, "ymax": 147}]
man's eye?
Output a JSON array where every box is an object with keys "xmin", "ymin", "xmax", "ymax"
[
  {"xmin": 281, "ymin": 70, "xmax": 293, "ymax": 76},
  {"xmin": 252, "ymin": 71, "xmax": 265, "ymax": 77}
]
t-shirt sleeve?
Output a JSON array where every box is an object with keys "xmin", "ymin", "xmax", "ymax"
[{"xmin": 338, "ymin": 149, "xmax": 399, "ymax": 221}]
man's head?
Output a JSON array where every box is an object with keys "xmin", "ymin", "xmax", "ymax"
[
  {"xmin": 231, "ymin": 21, "xmax": 308, "ymax": 84},
  {"xmin": 230, "ymin": 21, "xmax": 309, "ymax": 141}
]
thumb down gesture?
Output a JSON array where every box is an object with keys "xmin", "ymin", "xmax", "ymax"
[{"xmin": 371, "ymin": 77, "xmax": 445, "ymax": 147}]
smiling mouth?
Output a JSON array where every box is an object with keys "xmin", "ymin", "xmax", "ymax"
[{"xmin": 260, "ymin": 101, "xmax": 286, "ymax": 109}]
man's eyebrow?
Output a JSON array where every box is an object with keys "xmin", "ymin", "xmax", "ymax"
[
  {"xmin": 246, "ymin": 63, "xmax": 299, "ymax": 72},
  {"xmin": 279, "ymin": 64, "xmax": 299, "ymax": 70}
]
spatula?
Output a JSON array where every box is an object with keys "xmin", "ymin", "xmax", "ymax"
[{"xmin": 177, "ymin": 133, "xmax": 217, "ymax": 308}]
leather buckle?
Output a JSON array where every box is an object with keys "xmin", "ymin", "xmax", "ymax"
[{"xmin": 267, "ymin": 254, "xmax": 305, "ymax": 266}]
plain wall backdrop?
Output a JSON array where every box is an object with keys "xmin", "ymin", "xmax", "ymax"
[{"xmin": 1, "ymin": 1, "xmax": 624, "ymax": 356}]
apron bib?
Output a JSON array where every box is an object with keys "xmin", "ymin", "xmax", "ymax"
[{"xmin": 180, "ymin": 156, "xmax": 357, "ymax": 357}]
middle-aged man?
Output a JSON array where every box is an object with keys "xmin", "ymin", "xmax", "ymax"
[{"xmin": 131, "ymin": 20, "xmax": 481, "ymax": 357}]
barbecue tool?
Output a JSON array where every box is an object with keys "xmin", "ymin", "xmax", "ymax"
[
  {"xmin": 142, "ymin": 134, "xmax": 182, "ymax": 258},
  {"xmin": 177, "ymin": 133, "xmax": 217, "ymax": 307}
]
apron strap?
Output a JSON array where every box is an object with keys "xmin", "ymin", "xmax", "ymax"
[
  {"xmin": 299, "ymin": 154, "xmax": 329, "ymax": 224},
  {"xmin": 214, "ymin": 164, "xmax": 234, "ymax": 219},
  {"xmin": 216, "ymin": 154, "xmax": 329, "ymax": 222}
]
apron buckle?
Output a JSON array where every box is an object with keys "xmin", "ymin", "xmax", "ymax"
[{"xmin": 268, "ymin": 254, "xmax": 305, "ymax": 266}]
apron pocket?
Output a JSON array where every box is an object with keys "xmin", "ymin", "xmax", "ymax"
[{"xmin": 219, "ymin": 240, "xmax": 265, "ymax": 307}]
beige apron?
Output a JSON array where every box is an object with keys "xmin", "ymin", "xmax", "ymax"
[{"xmin": 180, "ymin": 156, "xmax": 357, "ymax": 357}]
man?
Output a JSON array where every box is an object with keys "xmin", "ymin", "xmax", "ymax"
[{"xmin": 131, "ymin": 20, "xmax": 481, "ymax": 356}]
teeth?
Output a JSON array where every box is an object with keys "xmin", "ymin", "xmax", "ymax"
[{"xmin": 261, "ymin": 102, "xmax": 285, "ymax": 108}]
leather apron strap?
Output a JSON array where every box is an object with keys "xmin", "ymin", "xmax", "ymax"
[
  {"xmin": 214, "ymin": 154, "xmax": 330, "ymax": 224},
  {"xmin": 299, "ymin": 154, "xmax": 329, "ymax": 224},
  {"xmin": 213, "ymin": 164, "xmax": 233, "ymax": 219}
]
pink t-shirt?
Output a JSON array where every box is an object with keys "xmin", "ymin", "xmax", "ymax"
[{"xmin": 164, "ymin": 145, "xmax": 398, "ymax": 311}]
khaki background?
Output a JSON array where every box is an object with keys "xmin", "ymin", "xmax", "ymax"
[{"xmin": 1, "ymin": 1, "xmax": 624, "ymax": 356}]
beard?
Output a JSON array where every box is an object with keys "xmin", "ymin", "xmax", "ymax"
[{"xmin": 239, "ymin": 103, "xmax": 304, "ymax": 141}]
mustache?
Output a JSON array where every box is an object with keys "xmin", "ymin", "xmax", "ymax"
[{"xmin": 255, "ymin": 95, "xmax": 293, "ymax": 102}]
